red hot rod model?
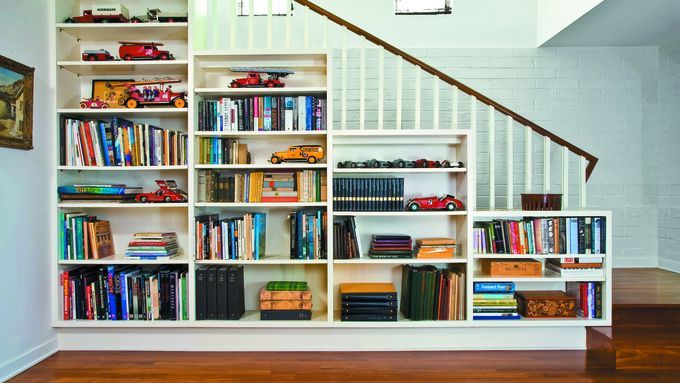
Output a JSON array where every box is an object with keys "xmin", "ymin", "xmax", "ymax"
[
  {"xmin": 80, "ymin": 98, "xmax": 109, "ymax": 109},
  {"xmin": 406, "ymin": 195, "xmax": 465, "ymax": 211},
  {"xmin": 228, "ymin": 67, "xmax": 294, "ymax": 88},
  {"xmin": 135, "ymin": 180, "xmax": 187, "ymax": 203},
  {"xmin": 118, "ymin": 41, "xmax": 174, "ymax": 61}
]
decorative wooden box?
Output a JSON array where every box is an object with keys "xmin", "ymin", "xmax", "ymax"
[
  {"xmin": 481, "ymin": 259, "xmax": 542, "ymax": 277},
  {"xmin": 515, "ymin": 290, "xmax": 577, "ymax": 318}
]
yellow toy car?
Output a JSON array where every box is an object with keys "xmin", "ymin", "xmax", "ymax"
[{"xmin": 270, "ymin": 145, "xmax": 324, "ymax": 164}]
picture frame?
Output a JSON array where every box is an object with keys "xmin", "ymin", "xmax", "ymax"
[
  {"xmin": 91, "ymin": 78, "xmax": 134, "ymax": 109},
  {"xmin": 0, "ymin": 55, "xmax": 34, "ymax": 150}
]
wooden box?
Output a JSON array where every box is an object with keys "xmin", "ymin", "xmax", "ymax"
[
  {"xmin": 515, "ymin": 290, "xmax": 577, "ymax": 318},
  {"xmin": 481, "ymin": 259, "xmax": 542, "ymax": 277}
]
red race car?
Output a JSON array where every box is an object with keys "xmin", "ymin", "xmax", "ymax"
[
  {"xmin": 80, "ymin": 98, "xmax": 109, "ymax": 109},
  {"xmin": 406, "ymin": 195, "xmax": 465, "ymax": 211},
  {"xmin": 413, "ymin": 159, "xmax": 465, "ymax": 168},
  {"xmin": 135, "ymin": 180, "xmax": 187, "ymax": 203}
]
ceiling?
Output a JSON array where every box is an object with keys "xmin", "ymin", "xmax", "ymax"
[{"xmin": 543, "ymin": 0, "xmax": 680, "ymax": 46}]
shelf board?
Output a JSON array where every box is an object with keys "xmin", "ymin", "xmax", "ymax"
[
  {"xmin": 333, "ymin": 211, "xmax": 467, "ymax": 217},
  {"xmin": 54, "ymin": 319, "xmax": 191, "ymax": 328},
  {"xmin": 196, "ymin": 254, "xmax": 327, "ymax": 265},
  {"xmin": 334, "ymin": 257, "xmax": 467, "ymax": 265},
  {"xmin": 57, "ymin": 60, "xmax": 188, "ymax": 76},
  {"xmin": 473, "ymin": 210, "xmax": 611, "ymax": 218},
  {"xmin": 194, "ymin": 130, "xmax": 326, "ymax": 137},
  {"xmin": 58, "ymin": 254, "xmax": 189, "ymax": 265},
  {"xmin": 472, "ymin": 318, "xmax": 610, "ymax": 327},
  {"xmin": 58, "ymin": 165, "xmax": 188, "ymax": 171},
  {"xmin": 195, "ymin": 87, "xmax": 327, "ymax": 96},
  {"xmin": 473, "ymin": 269, "xmax": 605, "ymax": 282},
  {"xmin": 194, "ymin": 163, "xmax": 327, "ymax": 170},
  {"xmin": 333, "ymin": 129, "xmax": 470, "ymax": 137},
  {"xmin": 333, "ymin": 311, "xmax": 469, "ymax": 328},
  {"xmin": 58, "ymin": 202, "xmax": 188, "ymax": 209},
  {"xmin": 334, "ymin": 168, "xmax": 467, "ymax": 174},
  {"xmin": 473, "ymin": 254, "xmax": 605, "ymax": 259},
  {"xmin": 195, "ymin": 202, "xmax": 327, "ymax": 208},
  {"xmin": 56, "ymin": 23, "xmax": 188, "ymax": 41},
  {"xmin": 58, "ymin": 108, "xmax": 188, "ymax": 117}
]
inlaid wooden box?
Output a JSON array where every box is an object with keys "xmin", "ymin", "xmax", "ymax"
[
  {"xmin": 515, "ymin": 290, "xmax": 577, "ymax": 318},
  {"xmin": 481, "ymin": 259, "xmax": 542, "ymax": 277}
]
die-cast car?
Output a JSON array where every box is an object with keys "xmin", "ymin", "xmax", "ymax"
[
  {"xmin": 406, "ymin": 195, "xmax": 465, "ymax": 211},
  {"xmin": 135, "ymin": 180, "xmax": 187, "ymax": 203},
  {"xmin": 271, "ymin": 145, "xmax": 324, "ymax": 164},
  {"xmin": 79, "ymin": 98, "xmax": 109, "ymax": 109},
  {"xmin": 82, "ymin": 49, "xmax": 115, "ymax": 61}
]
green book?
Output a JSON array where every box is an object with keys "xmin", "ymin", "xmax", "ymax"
[
  {"xmin": 181, "ymin": 274, "xmax": 188, "ymax": 320},
  {"xmin": 400, "ymin": 265, "xmax": 412, "ymax": 319},
  {"xmin": 409, "ymin": 268, "xmax": 420, "ymax": 320},
  {"xmin": 75, "ymin": 216, "xmax": 84, "ymax": 260},
  {"xmin": 266, "ymin": 281, "xmax": 308, "ymax": 291}
]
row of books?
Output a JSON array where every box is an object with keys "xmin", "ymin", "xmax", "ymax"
[
  {"xmin": 195, "ymin": 266, "xmax": 245, "ymax": 320},
  {"xmin": 472, "ymin": 282, "xmax": 519, "ymax": 320},
  {"xmin": 197, "ymin": 170, "xmax": 327, "ymax": 203},
  {"xmin": 59, "ymin": 213, "xmax": 114, "ymax": 260},
  {"xmin": 401, "ymin": 266, "xmax": 466, "ymax": 321},
  {"xmin": 58, "ymin": 184, "xmax": 142, "ymax": 202},
  {"xmin": 260, "ymin": 281, "xmax": 313, "ymax": 320},
  {"xmin": 60, "ymin": 116, "xmax": 187, "ymax": 167},
  {"xmin": 340, "ymin": 283, "xmax": 397, "ymax": 321},
  {"xmin": 473, "ymin": 217, "xmax": 607, "ymax": 255},
  {"xmin": 198, "ymin": 137, "xmax": 249, "ymax": 165},
  {"xmin": 288, "ymin": 209, "xmax": 327, "ymax": 260},
  {"xmin": 414, "ymin": 238, "xmax": 458, "ymax": 258},
  {"xmin": 566, "ymin": 282, "xmax": 603, "ymax": 319},
  {"xmin": 197, "ymin": 96, "xmax": 327, "ymax": 132},
  {"xmin": 332, "ymin": 178, "xmax": 405, "ymax": 211},
  {"xmin": 195, "ymin": 213, "xmax": 267, "ymax": 261},
  {"xmin": 62, "ymin": 266, "xmax": 188, "ymax": 321},
  {"xmin": 125, "ymin": 232, "xmax": 179, "ymax": 260},
  {"xmin": 333, "ymin": 217, "xmax": 361, "ymax": 259},
  {"xmin": 369, "ymin": 234, "xmax": 412, "ymax": 259}
]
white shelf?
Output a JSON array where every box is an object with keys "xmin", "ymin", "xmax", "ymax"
[
  {"xmin": 195, "ymin": 202, "xmax": 327, "ymax": 208},
  {"xmin": 58, "ymin": 108, "xmax": 188, "ymax": 117},
  {"xmin": 58, "ymin": 165, "xmax": 187, "ymax": 171},
  {"xmin": 57, "ymin": 60, "xmax": 188, "ymax": 76},
  {"xmin": 334, "ymin": 168, "xmax": 467, "ymax": 174},
  {"xmin": 196, "ymin": 254, "xmax": 327, "ymax": 265},
  {"xmin": 58, "ymin": 254, "xmax": 189, "ymax": 265},
  {"xmin": 333, "ymin": 211, "xmax": 467, "ymax": 217},
  {"xmin": 472, "ymin": 318, "xmax": 609, "ymax": 327},
  {"xmin": 473, "ymin": 270, "xmax": 605, "ymax": 282},
  {"xmin": 333, "ymin": 311, "xmax": 469, "ymax": 328},
  {"xmin": 194, "ymin": 163, "xmax": 327, "ymax": 170},
  {"xmin": 56, "ymin": 23, "xmax": 188, "ymax": 41},
  {"xmin": 195, "ymin": 87, "xmax": 327, "ymax": 96},
  {"xmin": 333, "ymin": 129, "xmax": 470, "ymax": 137},
  {"xmin": 473, "ymin": 254, "xmax": 605, "ymax": 259},
  {"xmin": 194, "ymin": 130, "xmax": 326, "ymax": 137},
  {"xmin": 334, "ymin": 257, "xmax": 467, "ymax": 264},
  {"xmin": 473, "ymin": 210, "xmax": 610, "ymax": 218},
  {"xmin": 54, "ymin": 320, "xmax": 192, "ymax": 328},
  {"xmin": 58, "ymin": 202, "xmax": 188, "ymax": 209}
]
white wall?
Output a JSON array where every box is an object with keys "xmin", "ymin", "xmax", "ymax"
[
  {"xmin": 0, "ymin": 0, "xmax": 57, "ymax": 380},
  {"xmin": 536, "ymin": 0, "xmax": 603, "ymax": 46}
]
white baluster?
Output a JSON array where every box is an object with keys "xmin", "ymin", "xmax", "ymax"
[
  {"xmin": 415, "ymin": 66, "xmax": 421, "ymax": 130},
  {"xmin": 562, "ymin": 146, "xmax": 569, "ymax": 209},
  {"xmin": 267, "ymin": 0, "xmax": 273, "ymax": 49},
  {"xmin": 360, "ymin": 45, "xmax": 366, "ymax": 130},
  {"xmin": 470, "ymin": 96, "xmax": 477, "ymax": 133},
  {"xmin": 396, "ymin": 58, "xmax": 403, "ymax": 130},
  {"xmin": 544, "ymin": 136, "xmax": 551, "ymax": 193},
  {"xmin": 285, "ymin": 0, "xmax": 292, "ymax": 48},
  {"xmin": 230, "ymin": 0, "xmax": 237, "ymax": 49},
  {"xmin": 452, "ymin": 87, "xmax": 458, "ymax": 130},
  {"xmin": 525, "ymin": 126, "xmax": 532, "ymax": 192},
  {"xmin": 489, "ymin": 106, "xmax": 495, "ymax": 210},
  {"xmin": 248, "ymin": 0, "xmax": 254, "ymax": 49},
  {"xmin": 506, "ymin": 116, "xmax": 513, "ymax": 209},
  {"xmin": 433, "ymin": 76, "xmax": 439, "ymax": 130},
  {"xmin": 304, "ymin": 6, "xmax": 310, "ymax": 48},
  {"xmin": 378, "ymin": 47, "xmax": 384, "ymax": 130},
  {"xmin": 580, "ymin": 156, "xmax": 587, "ymax": 209},
  {"xmin": 341, "ymin": 31, "xmax": 347, "ymax": 130},
  {"xmin": 322, "ymin": 16, "xmax": 328, "ymax": 48}
]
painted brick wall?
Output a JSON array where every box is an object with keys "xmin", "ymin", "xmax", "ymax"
[
  {"xmin": 658, "ymin": 37, "xmax": 680, "ymax": 272},
  {"xmin": 332, "ymin": 46, "xmax": 659, "ymax": 267}
]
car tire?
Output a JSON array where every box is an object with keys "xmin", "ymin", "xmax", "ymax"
[
  {"xmin": 140, "ymin": 196, "xmax": 148, "ymax": 203},
  {"xmin": 230, "ymin": 81, "xmax": 240, "ymax": 88},
  {"xmin": 165, "ymin": 196, "xmax": 172, "ymax": 202},
  {"xmin": 396, "ymin": 160, "xmax": 405, "ymax": 168},
  {"xmin": 160, "ymin": 53, "xmax": 168, "ymax": 60},
  {"xmin": 80, "ymin": 102, "xmax": 88, "ymax": 109},
  {"xmin": 271, "ymin": 156, "xmax": 280, "ymax": 164},
  {"xmin": 173, "ymin": 98, "xmax": 186, "ymax": 108},
  {"xmin": 266, "ymin": 81, "xmax": 275, "ymax": 88},
  {"xmin": 123, "ymin": 54, "xmax": 133, "ymax": 61},
  {"xmin": 408, "ymin": 202, "xmax": 419, "ymax": 211},
  {"xmin": 101, "ymin": 104, "xmax": 109, "ymax": 109},
  {"xmin": 125, "ymin": 98, "xmax": 138, "ymax": 109},
  {"xmin": 441, "ymin": 160, "xmax": 451, "ymax": 168},
  {"xmin": 350, "ymin": 162, "xmax": 357, "ymax": 168},
  {"xmin": 308, "ymin": 156, "xmax": 317, "ymax": 164},
  {"xmin": 446, "ymin": 203, "xmax": 456, "ymax": 211},
  {"xmin": 87, "ymin": 55, "xmax": 97, "ymax": 61},
  {"xmin": 337, "ymin": 162, "xmax": 344, "ymax": 168}
]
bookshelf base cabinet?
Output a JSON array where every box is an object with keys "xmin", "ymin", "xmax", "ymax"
[{"xmin": 51, "ymin": 1, "xmax": 612, "ymax": 350}]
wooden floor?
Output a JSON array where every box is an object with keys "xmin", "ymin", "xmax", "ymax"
[{"xmin": 11, "ymin": 268, "xmax": 680, "ymax": 383}]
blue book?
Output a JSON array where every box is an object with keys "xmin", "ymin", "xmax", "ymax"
[
  {"xmin": 98, "ymin": 122, "xmax": 111, "ymax": 166},
  {"xmin": 569, "ymin": 218, "xmax": 578, "ymax": 254},
  {"xmin": 111, "ymin": 117, "xmax": 133, "ymax": 166},
  {"xmin": 306, "ymin": 215, "xmax": 314, "ymax": 259},
  {"xmin": 316, "ymin": 210, "xmax": 322, "ymax": 258},
  {"xmin": 473, "ymin": 282, "xmax": 515, "ymax": 294},
  {"xmin": 593, "ymin": 217, "xmax": 602, "ymax": 254},
  {"xmin": 473, "ymin": 315, "xmax": 521, "ymax": 320},
  {"xmin": 305, "ymin": 96, "xmax": 313, "ymax": 130},
  {"xmin": 119, "ymin": 271, "xmax": 129, "ymax": 320},
  {"xmin": 264, "ymin": 97, "xmax": 272, "ymax": 131},
  {"xmin": 107, "ymin": 266, "xmax": 117, "ymax": 320},
  {"xmin": 230, "ymin": 220, "xmax": 237, "ymax": 260}
]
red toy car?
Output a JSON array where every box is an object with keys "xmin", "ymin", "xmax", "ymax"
[
  {"xmin": 113, "ymin": 78, "xmax": 186, "ymax": 109},
  {"xmin": 135, "ymin": 180, "xmax": 187, "ymax": 203},
  {"xmin": 80, "ymin": 98, "xmax": 109, "ymax": 109},
  {"xmin": 118, "ymin": 41, "xmax": 174, "ymax": 61},
  {"xmin": 64, "ymin": 5, "xmax": 129, "ymax": 23},
  {"xmin": 414, "ymin": 159, "xmax": 464, "ymax": 168},
  {"xmin": 406, "ymin": 195, "xmax": 465, "ymax": 211},
  {"xmin": 82, "ymin": 49, "xmax": 115, "ymax": 61},
  {"xmin": 228, "ymin": 67, "xmax": 293, "ymax": 88}
]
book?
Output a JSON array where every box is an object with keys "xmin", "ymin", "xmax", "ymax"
[
  {"xmin": 401, "ymin": 265, "xmax": 465, "ymax": 321},
  {"xmin": 259, "ymin": 289, "xmax": 313, "ymax": 301},
  {"xmin": 333, "ymin": 216, "xmax": 361, "ymax": 260},
  {"xmin": 333, "ymin": 177, "xmax": 404, "ymax": 211},
  {"xmin": 195, "ymin": 213, "xmax": 266, "ymax": 261},
  {"xmin": 198, "ymin": 170, "xmax": 326, "ymax": 203},
  {"xmin": 289, "ymin": 209, "xmax": 327, "ymax": 260},
  {"xmin": 260, "ymin": 310, "xmax": 312, "ymax": 320},
  {"xmin": 227, "ymin": 265, "xmax": 245, "ymax": 320},
  {"xmin": 341, "ymin": 314, "xmax": 397, "ymax": 321},
  {"xmin": 260, "ymin": 300, "xmax": 313, "ymax": 310}
]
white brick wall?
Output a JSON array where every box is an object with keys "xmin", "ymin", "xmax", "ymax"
[
  {"xmin": 332, "ymin": 46, "xmax": 659, "ymax": 267},
  {"xmin": 658, "ymin": 37, "xmax": 680, "ymax": 272}
]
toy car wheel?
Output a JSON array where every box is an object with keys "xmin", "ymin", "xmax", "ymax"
[
  {"xmin": 230, "ymin": 81, "xmax": 240, "ymax": 88},
  {"xmin": 123, "ymin": 54, "xmax": 133, "ymax": 61},
  {"xmin": 173, "ymin": 98, "xmax": 186, "ymax": 108},
  {"xmin": 441, "ymin": 160, "xmax": 451, "ymax": 168},
  {"xmin": 64, "ymin": 18, "xmax": 76, "ymax": 23},
  {"xmin": 446, "ymin": 202, "xmax": 456, "ymax": 211},
  {"xmin": 372, "ymin": 161, "xmax": 380, "ymax": 168},
  {"xmin": 87, "ymin": 55, "xmax": 97, "ymax": 61},
  {"xmin": 79, "ymin": 102, "xmax": 87, "ymax": 109},
  {"xmin": 125, "ymin": 98, "xmax": 139, "ymax": 109},
  {"xmin": 164, "ymin": 196, "xmax": 172, "ymax": 202},
  {"xmin": 140, "ymin": 196, "xmax": 148, "ymax": 203},
  {"xmin": 307, "ymin": 156, "xmax": 317, "ymax": 164},
  {"xmin": 434, "ymin": 160, "xmax": 442, "ymax": 168},
  {"xmin": 337, "ymin": 162, "xmax": 345, "ymax": 168},
  {"xmin": 395, "ymin": 160, "xmax": 405, "ymax": 168},
  {"xmin": 117, "ymin": 98, "xmax": 126, "ymax": 106},
  {"xmin": 456, "ymin": 161, "xmax": 464, "ymax": 168},
  {"xmin": 101, "ymin": 104, "xmax": 109, "ymax": 109},
  {"xmin": 266, "ymin": 81, "xmax": 275, "ymax": 88},
  {"xmin": 350, "ymin": 162, "xmax": 358, "ymax": 168},
  {"xmin": 271, "ymin": 156, "xmax": 281, "ymax": 164},
  {"xmin": 407, "ymin": 202, "xmax": 420, "ymax": 211},
  {"xmin": 159, "ymin": 53, "xmax": 168, "ymax": 60}
]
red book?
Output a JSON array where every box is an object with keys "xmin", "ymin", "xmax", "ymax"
[
  {"xmin": 62, "ymin": 271, "xmax": 70, "ymax": 320},
  {"xmin": 510, "ymin": 221, "xmax": 520, "ymax": 254},
  {"xmin": 78, "ymin": 122, "xmax": 91, "ymax": 166},
  {"xmin": 128, "ymin": 241, "xmax": 172, "ymax": 247},
  {"xmin": 533, "ymin": 219, "xmax": 543, "ymax": 254},
  {"xmin": 83, "ymin": 121, "xmax": 97, "ymax": 166},
  {"xmin": 261, "ymin": 196, "xmax": 298, "ymax": 203},
  {"xmin": 85, "ymin": 285, "xmax": 93, "ymax": 320}
]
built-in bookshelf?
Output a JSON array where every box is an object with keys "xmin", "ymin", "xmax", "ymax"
[{"xmin": 51, "ymin": 1, "xmax": 612, "ymax": 331}]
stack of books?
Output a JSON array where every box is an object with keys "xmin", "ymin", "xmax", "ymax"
[
  {"xmin": 58, "ymin": 184, "xmax": 142, "ymax": 203},
  {"xmin": 368, "ymin": 235, "xmax": 412, "ymax": 259},
  {"xmin": 260, "ymin": 281, "xmax": 313, "ymax": 320},
  {"xmin": 125, "ymin": 232, "xmax": 179, "ymax": 260},
  {"xmin": 473, "ymin": 282, "xmax": 520, "ymax": 320},
  {"xmin": 195, "ymin": 265, "xmax": 245, "ymax": 320},
  {"xmin": 545, "ymin": 258, "xmax": 604, "ymax": 278},
  {"xmin": 340, "ymin": 283, "xmax": 398, "ymax": 321},
  {"xmin": 195, "ymin": 213, "xmax": 266, "ymax": 261},
  {"xmin": 414, "ymin": 237, "xmax": 457, "ymax": 258},
  {"xmin": 263, "ymin": 172, "xmax": 298, "ymax": 202},
  {"xmin": 289, "ymin": 209, "xmax": 327, "ymax": 260},
  {"xmin": 401, "ymin": 265, "xmax": 465, "ymax": 320}
]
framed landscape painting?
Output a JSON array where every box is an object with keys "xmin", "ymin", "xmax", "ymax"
[{"xmin": 0, "ymin": 55, "xmax": 34, "ymax": 150}]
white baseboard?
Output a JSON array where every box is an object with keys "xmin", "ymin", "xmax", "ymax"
[
  {"xmin": 659, "ymin": 258, "xmax": 680, "ymax": 273},
  {"xmin": 0, "ymin": 337, "xmax": 58, "ymax": 382},
  {"xmin": 612, "ymin": 256, "xmax": 658, "ymax": 268}
]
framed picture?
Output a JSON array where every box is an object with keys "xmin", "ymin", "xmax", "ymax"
[
  {"xmin": 91, "ymin": 78, "xmax": 134, "ymax": 109},
  {"xmin": 0, "ymin": 55, "xmax": 34, "ymax": 150}
]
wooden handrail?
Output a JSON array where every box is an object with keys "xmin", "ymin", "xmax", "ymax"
[{"xmin": 294, "ymin": 0, "xmax": 599, "ymax": 181}]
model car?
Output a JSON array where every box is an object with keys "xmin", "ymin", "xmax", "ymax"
[
  {"xmin": 130, "ymin": 9, "xmax": 188, "ymax": 23},
  {"xmin": 363, "ymin": 159, "xmax": 392, "ymax": 168},
  {"xmin": 441, "ymin": 160, "xmax": 465, "ymax": 168},
  {"xmin": 414, "ymin": 159, "xmax": 442, "ymax": 168},
  {"xmin": 115, "ymin": 78, "xmax": 186, "ymax": 109},
  {"xmin": 406, "ymin": 195, "xmax": 465, "ymax": 211},
  {"xmin": 135, "ymin": 180, "xmax": 187, "ymax": 203},
  {"xmin": 271, "ymin": 145, "xmax": 324, "ymax": 164},
  {"xmin": 65, "ymin": 5, "xmax": 129, "ymax": 23},
  {"xmin": 389, "ymin": 159, "xmax": 416, "ymax": 168},
  {"xmin": 337, "ymin": 161, "xmax": 367, "ymax": 168},
  {"xmin": 118, "ymin": 41, "xmax": 174, "ymax": 61},
  {"xmin": 82, "ymin": 49, "xmax": 115, "ymax": 61},
  {"xmin": 79, "ymin": 98, "xmax": 109, "ymax": 109},
  {"xmin": 228, "ymin": 67, "xmax": 294, "ymax": 88}
]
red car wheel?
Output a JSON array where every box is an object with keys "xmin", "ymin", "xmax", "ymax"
[
  {"xmin": 101, "ymin": 104, "xmax": 109, "ymax": 109},
  {"xmin": 140, "ymin": 196, "xmax": 148, "ymax": 203},
  {"xmin": 164, "ymin": 196, "xmax": 172, "ymax": 202},
  {"xmin": 266, "ymin": 81, "xmax": 275, "ymax": 88},
  {"xmin": 446, "ymin": 202, "xmax": 456, "ymax": 211},
  {"xmin": 123, "ymin": 54, "xmax": 133, "ymax": 61},
  {"xmin": 87, "ymin": 55, "xmax": 97, "ymax": 61}
]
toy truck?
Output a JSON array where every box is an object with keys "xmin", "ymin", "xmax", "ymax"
[
  {"xmin": 81, "ymin": 49, "xmax": 115, "ymax": 61},
  {"xmin": 271, "ymin": 145, "xmax": 324, "ymax": 164},
  {"xmin": 118, "ymin": 41, "xmax": 174, "ymax": 61},
  {"xmin": 131, "ymin": 9, "xmax": 188, "ymax": 23},
  {"xmin": 64, "ymin": 4, "xmax": 130, "ymax": 23},
  {"xmin": 228, "ymin": 67, "xmax": 294, "ymax": 88}
]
